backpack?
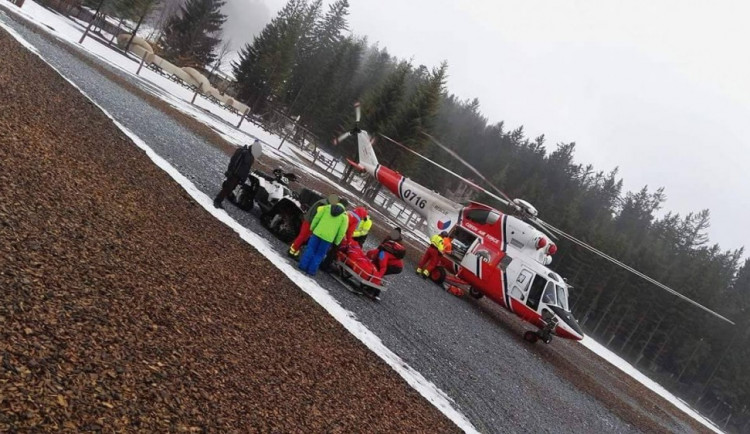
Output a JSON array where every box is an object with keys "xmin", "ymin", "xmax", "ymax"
[{"xmin": 380, "ymin": 240, "xmax": 406, "ymax": 259}]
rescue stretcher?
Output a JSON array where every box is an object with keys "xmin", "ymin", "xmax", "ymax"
[
  {"xmin": 331, "ymin": 258, "xmax": 387, "ymax": 301},
  {"xmin": 330, "ymin": 243, "xmax": 391, "ymax": 301}
]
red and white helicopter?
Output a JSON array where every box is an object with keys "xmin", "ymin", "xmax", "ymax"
[{"xmin": 335, "ymin": 104, "xmax": 734, "ymax": 344}]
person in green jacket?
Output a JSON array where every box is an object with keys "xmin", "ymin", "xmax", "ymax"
[
  {"xmin": 298, "ymin": 203, "xmax": 349, "ymax": 276},
  {"xmin": 288, "ymin": 193, "xmax": 339, "ymax": 258}
]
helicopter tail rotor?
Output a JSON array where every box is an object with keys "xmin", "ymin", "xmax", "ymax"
[
  {"xmin": 332, "ymin": 102, "xmax": 362, "ymax": 146},
  {"xmin": 333, "ymin": 131, "xmax": 351, "ymax": 145}
]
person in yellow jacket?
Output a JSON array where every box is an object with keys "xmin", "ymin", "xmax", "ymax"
[
  {"xmin": 417, "ymin": 231, "xmax": 450, "ymax": 278},
  {"xmin": 298, "ymin": 203, "xmax": 349, "ymax": 276},
  {"xmin": 352, "ymin": 209, "xmax": 373, "ymax": 247}
]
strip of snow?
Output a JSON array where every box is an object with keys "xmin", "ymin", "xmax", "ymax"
[
  {"xmin": 580, "ymin": 337, "xmax": 722, "ymax": 433},
  {"xmin": 0, "ymin": 20, "xmax": 479, "ymax": 434}
]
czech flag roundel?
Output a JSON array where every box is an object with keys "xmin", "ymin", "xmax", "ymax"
[{"xmin": 437, "ymin": 219, "xmax": 451, "ymax": 230}]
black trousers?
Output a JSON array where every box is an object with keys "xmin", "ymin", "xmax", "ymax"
[{"xmin": 214, "ymin": 175, "xmax": 241, "ymax": 204}]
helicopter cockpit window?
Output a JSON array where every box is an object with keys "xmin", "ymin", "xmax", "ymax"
[
  {"xmin": 556, "ymin": 284, "xmax": 569, "ymax": 310},
  {"xmin": 464, "ymin": 209, "xmax": 501, "ymax": 226},
  {"xmin": 526, "ymin": 275, "xmax": 547, "ymax": 310},
  {"xmin": 541, "ymin": 281, "xmax": 557, "ymax": 305}
]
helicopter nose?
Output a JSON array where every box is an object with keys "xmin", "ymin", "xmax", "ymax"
[{"xmin": 547, "ymin": 305, "xmax": 584, "ymax": 341}]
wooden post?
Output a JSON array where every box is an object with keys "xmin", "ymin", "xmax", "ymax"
[
  {"xmin": 78, "ymin": 0, "xmax": 105, "ymax": 44},
  {"xmin": 236, "ymin": 107, "xmax": 250, "ymax": 128},
  {"xmin": 136, "ymin": 51, "xmax": 148, "ymax": 75},
  {"xmin": 191, "ymin": 88, "xmax": 200, "ymax": 104},
  {"xmin": 124, "ymin": 6, "xmax": 148, "ymax": 54},
  {"xmin": 278, "ymin": 115, "xmax": 300, "ymax": 150},
  {"xmin": 278, "ymin": 127, "xmax": 293, "ymax": 150},
  {"xmin": 108, "ymin": 16, "xmax": 124, "ymax": 46}
]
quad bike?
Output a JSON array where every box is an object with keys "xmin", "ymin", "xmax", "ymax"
[{"xmin": 230, "ymin": 169, "xmax": 324, "ymax": 242}]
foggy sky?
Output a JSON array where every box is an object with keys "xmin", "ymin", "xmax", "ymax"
[
  {"xmin": 233, "ymin": 0, "xmax": 750, "ymax": 255},
  {"xmin": 220, "ymin": 0, "xmax": 272, "ymax": 70}
]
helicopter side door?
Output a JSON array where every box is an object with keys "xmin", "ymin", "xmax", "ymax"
[
  {"xmin": 458, "ymin": 237, "xmax": 484, "ymax": 278},
  {"xmin": 508, "ymin": 268, "xmax": 534, "ymax": 304},
  {"xmin": 457, "ymin": 237, "xmax": 510, "ymax": 306}
]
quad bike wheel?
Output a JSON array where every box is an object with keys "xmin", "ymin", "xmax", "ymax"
[{"xmin": 234, "ymin": 184, "xmax": 256, "ymax": 211}]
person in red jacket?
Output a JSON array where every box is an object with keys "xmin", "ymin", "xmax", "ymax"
[
  {"xmin": 417, "ymin": 231, "xmax": 450, "ymax": 278},
  {"xmin": 366, "ymin": 228, "xmax": 406, "ymax": 285}
]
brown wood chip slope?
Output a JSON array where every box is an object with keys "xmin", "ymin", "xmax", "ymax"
[{"xmin": 0, "ymin": 30, "xmax": 460, "ymax": 433}]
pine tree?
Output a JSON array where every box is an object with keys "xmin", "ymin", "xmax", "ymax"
[
  {"xmin": 233, "ymin": 0, "xmax": 308, "ymax": 109},
  {"xmin": 387, "ymin": 62, "xmax": 447, "ymax": 177},
  {"xmin": 285, "ymin": 0, "xmax": 351, "ymax": 112},
  {"xmin": 159, "ymin": 0, "xmax": 226, "ymax": 68}
]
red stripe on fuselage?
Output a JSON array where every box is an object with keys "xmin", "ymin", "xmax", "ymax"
[
  {"xmin": 375, "ymin": 165, "xmax": 405, "ymax": 198},
  {"xmin": 510, "ymin": 299, "xmax": 545, "ymax": 328}
]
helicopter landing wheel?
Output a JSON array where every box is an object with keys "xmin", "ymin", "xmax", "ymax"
[
  {"xmin": 523, "ymin": 331, "xmax": 539, "ymax": 344},
  {"xmin": 468, "ymin": 287, "xmax": 484, "ymax": 299}
]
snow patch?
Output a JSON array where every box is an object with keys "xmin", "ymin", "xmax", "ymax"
[
  {"xmin": 0, "ymin": 20, "xmax": 479, "ymax": 434},
  {"xmin": 581, "ymin": 337, "xmax": 723, "ymax": 434}
]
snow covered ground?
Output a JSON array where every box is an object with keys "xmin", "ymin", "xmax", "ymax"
[
  {"xmin": 581, "ymin": 337, "xmax": 722, "ymax": 433},
  {"xmin": 0, "ymin": 2, "xmax": 723, "ymax": 432}
]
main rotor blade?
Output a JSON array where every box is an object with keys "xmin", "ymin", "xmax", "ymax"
[
  {"xmin": 525, "ymin": 217, "xmax": 559, "ymax": 240},
  {"xmin": 422, "ymin": 132, "xmax": 517, "ymax": 207},
  {"xmin": 354, "ymin": 101, "xmax": 361, "ymax": 123},
  {"xmin": 379, "ymin": 133, "xmax": 511, "ymax": 207},
  {"xmin": 333, "ymin": 131, "xmax": 351, "ymax": 145},
  {"xmin": 533, "ymin": 218, "xmax": 735, "ymax": 325}
]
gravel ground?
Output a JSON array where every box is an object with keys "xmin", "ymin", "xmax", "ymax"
[
  {"xmin": 0, "ymin": 28, "xmax": 460, "ymax": 432},
  {"xmin": 0, "ymin": 7, "xmax": 713, "ymax": 434}
]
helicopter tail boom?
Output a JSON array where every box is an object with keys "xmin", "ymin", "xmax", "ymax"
[{"xmin": 353, "ymin": 131, "xmax": 462, "ymax": 234}]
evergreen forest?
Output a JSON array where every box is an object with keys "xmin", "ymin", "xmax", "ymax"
[{"xmin": 232, "ymin": 1, "xmax": 749, "ymax": 428}]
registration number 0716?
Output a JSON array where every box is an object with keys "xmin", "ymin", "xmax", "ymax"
[{"xmin": 402, "ymin": 188, "xmax": 427, "ymax": 209}]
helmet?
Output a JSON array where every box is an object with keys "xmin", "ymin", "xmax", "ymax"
[
  {"xmin": 440, "ymin": 231, "xmax": 449, "ymax": 238},
  {"xmin": 354, "ymin": 206, "xmax": 368, "ymax": 219}
]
